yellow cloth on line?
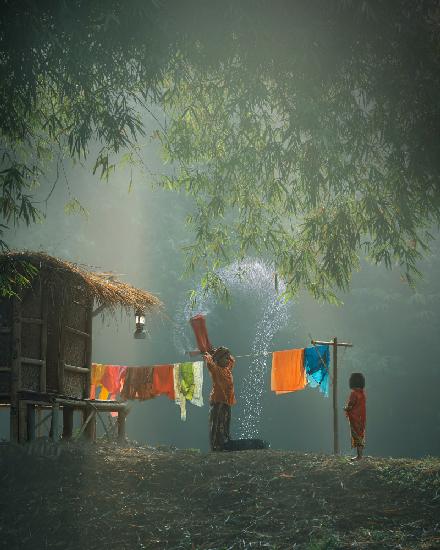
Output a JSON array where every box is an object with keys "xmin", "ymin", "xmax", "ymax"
[
  {"xmin": 90, "ymin": 363, "xmax": 106, "ymax": 399},
  {"xmin": 271, "ymin": 349, "xmax": 306, "ymax": 394}
]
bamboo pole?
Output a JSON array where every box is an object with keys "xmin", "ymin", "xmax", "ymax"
[
  {"xmin": 333, "ymin": 337, "xmax": 339, "ymax": 454},
  {"xmin": 50, "ymin": 403, "xmax": 60, "ymax": 441},
  {"xmin": 311, "ymin": 338, "xmax": 353, "ymax": 455},
  {"xmin": 84, "ymin": 302, "xmax": 93, "ymax": 399},
  {"xmin": 40, "ymin": 285, "xmax": 48, "ymax": 393},
  {"xmin": 10, "ymin": 298, "xmax": 21, "ymax": 442},
  {"xmin": 62, "ymin": 407, "xmax": 74, "ymax": 439},
  {"xmin": 27, "ymin": 404, "xmax": 36, "ymax": 441}
]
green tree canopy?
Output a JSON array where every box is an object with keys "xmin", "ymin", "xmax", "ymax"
[{"xmin": 1, "ymin": 1, "xmax": 439, "ymax": 300}]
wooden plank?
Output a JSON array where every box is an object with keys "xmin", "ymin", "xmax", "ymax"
[
  {"xmin": 65, "ymin": 326, "xmax": 91, "ymax": 338},
  {"xmin": 20, "ymin": 317, "xmax": 43, "ymax": 325},
  {"xmin": 64, "ymin": 364, "xmax": 90, "ymax": 374},
  {"xmin": 0, "ymin": 327, "xmax": 11, "ymax": 334},
  {"xmin": 0, "ymin": 367, "xmax": 11, "ymax": 372},
  {"xmin": 53, "ymin": 396, "xmax": 128, "ymax": 412},
  {"xmin": 54, "ymin": 397, "xmax": 87, "ymax": 408},
  {"xmin": 40, "ymin": 285, "xmax": 48, "ymax": 393},
  {"xmin": 312, "ymin": 339, "xmax": 353, "ymax": 347},
  {"xmin": 21, "ymin": 357, "xmax": 45, "ymax": 366},
  {"xmin": 10, "ymin": 298, "xmax": 21, "ymax": 443}
]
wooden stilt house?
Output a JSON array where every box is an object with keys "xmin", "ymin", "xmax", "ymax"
[{"xmin": 0, "ymin": 251, "xmax": 161, "ymax": 443}]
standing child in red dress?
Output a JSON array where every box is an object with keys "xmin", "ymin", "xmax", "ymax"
[{"xmin": 344, "ymin": 372, "xmax": 366, "ymax": 460}]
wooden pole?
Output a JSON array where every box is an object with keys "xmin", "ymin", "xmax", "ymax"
[
  {"xmin": 50, "ymin": 403, "xmax": 60, "ymax": 441},
  {"xmin": 62, "ymin": 406, "xmax": 74, "ymax": 439},
  {"xmin": 82, "ymin": 407, "xmax": 96, "ymax": 442},
  {"xmin": 117, "ymin": 410, "xmax": 126, "ymax": 443},
  {"xmin": 10, "ymin": 298, "xmax": 21, "ymax": 443},
  {"xmin": 84, "ymin": 302, "xmax": 93, "ymax": 399},
  {"xmin": 333, "ymin": 336, "xmax": 339, "ymax": 455},
  {"xmin": 311, "ymin": 338, "xmax": 353, "ymax": 456},
  {"xmin": 18, "ymin": 400, "xmax": 27, "ymax": 443},
  {"xmin": 27, "ymin": 404, "xmax": 36, "ymax": 441},
  {"xmin": 40, "ymin": 285, "xmax": 48, "ymax": 393}
]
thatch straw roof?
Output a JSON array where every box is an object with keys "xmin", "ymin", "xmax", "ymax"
[{"xmin": 1, "ymin": 251, "xmax": 162, "ymax": 314}]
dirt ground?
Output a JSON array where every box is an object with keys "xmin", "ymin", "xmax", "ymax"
[{"xmin": 0, "ymin": 440, "xmax": 439, "ymax": 550}]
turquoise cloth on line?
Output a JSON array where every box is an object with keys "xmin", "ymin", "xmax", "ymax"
[{"xmin": 304, "ymin": 345, "xmax": 330, "ymax": 397}]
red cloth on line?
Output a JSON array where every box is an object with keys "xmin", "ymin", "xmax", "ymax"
[
  {"xmin": 152, "ymin": 365, "xmax": 175, "ymax": 400},
  {"xmin": 190, "ymin": 314, "xmax": 213, "ymax": 353},
  {"xmin": 101, "ymin": 365, "xmax": 127, "ymax": 395}
]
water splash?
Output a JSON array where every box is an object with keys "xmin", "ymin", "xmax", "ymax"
[{"xmin": 174, "ymin": 259, "xmax": 291, "ymax": 437}]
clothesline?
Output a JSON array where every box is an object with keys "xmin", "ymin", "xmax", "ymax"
[{"xmin": 95, "ymin": 346, "xmax": 323, "ymax": 369}]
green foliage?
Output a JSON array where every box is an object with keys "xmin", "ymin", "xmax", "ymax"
[
  {"xmin": 158, "ymin": 1, "xmax": 440, "ymax": 301},
  {"xmin": 0, "ymin": 257, "xmax": 38, "ymax": 298},
  {"xmin": 1, "ymin": 1, "xmax": 440, "ymax": 301}
]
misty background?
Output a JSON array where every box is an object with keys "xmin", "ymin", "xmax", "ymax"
[{"xmin": 1, "ymin": 128, "xmax": 439, "ymax": 458}]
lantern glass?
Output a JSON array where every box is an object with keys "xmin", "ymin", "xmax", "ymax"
[
  {"xmin": 134, "ymin": 310, "xmax": 146, "ymax": 339},
  {"xmin": 136, "ymin": 314, "xmax": 145, "ymax": 325}
]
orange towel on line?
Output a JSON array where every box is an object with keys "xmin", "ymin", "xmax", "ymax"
[
  {"xmin": 271, "ymin": 349, "xmax": 306, "ymax": 394},
  {"xmin": 152, "ymin": 365, "xmax": 175, "ymax": 400}
]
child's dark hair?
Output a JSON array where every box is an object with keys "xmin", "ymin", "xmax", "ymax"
[
  {"xmin": 349, "ymin": 372, "xmax": 365, "ymax": 389},
  {"xmin": 212, "ymin": 346, "xmax": 231, "ymax": 368}
]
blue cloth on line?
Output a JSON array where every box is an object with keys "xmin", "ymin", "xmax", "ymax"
[{"xmin": 304, "ymin": 345, "xmax": 330, "ymax": 397}]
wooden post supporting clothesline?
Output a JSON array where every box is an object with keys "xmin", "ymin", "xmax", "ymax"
[{"xmin": 311, "ymin": 337, "xmax": 353, "ymax": 455}]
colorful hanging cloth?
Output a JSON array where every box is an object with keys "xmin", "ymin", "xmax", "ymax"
[
  {"xmin": 121, "ymin": 367, "xmax": 155, "ymax": 400},
  {"xmin": 190, "ymin": 361, "xmax": 204, "ymax": 407},
  {"xmin": 152, "ymin": 365, "xmax": 175, "ymax": 400},
  {"xmin": 173, "ymin": 364, "xmax": 187, "ymax": 421},
  {"xmin": 179, "ymin": 362, "xmax": 195, "ymax": 400},
  {"xmin": 271, "ymin": 349, "xmax": 306, "ymax": 394},
  {"xmin": 90, "ymin": 363, "xmax": 106, "ymax": 399},
  {"xmin": 304, "ymin": 345, "xmax": 330, "ymax": 397},
  {"xmin": 190, "ymin": 314, "xmax": 213, "ymax": 353},
  {"xmin": 101, "ymin": 365, "xmax": 128, "ymax": 396}
]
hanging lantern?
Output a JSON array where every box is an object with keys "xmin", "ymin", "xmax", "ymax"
[{"xmin": 134, "ymin": 309, "xmax": 146, "ymax": 339}]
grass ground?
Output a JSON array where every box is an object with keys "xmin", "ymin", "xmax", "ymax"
[{"xmin": 0, "ymin": 441, "xmax": 439, "ymax": 549}]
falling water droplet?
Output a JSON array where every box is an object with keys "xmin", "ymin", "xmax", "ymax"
[{"xmin": 174, "ymin": 259, "xmax": 291, "ymax": 438}]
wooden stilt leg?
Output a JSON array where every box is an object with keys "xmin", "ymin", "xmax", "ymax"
[
  {"xmin": 51, "ymin": 403, "xmax": 60, "ymax": 441},
  {"xmin": 27, "ymin": 404, "xmax": 36, "ymax": 441},
  {"xmin": 62, "ymin": 407, "xmax": 74, "ymax": 440},
  {"xmin": 117, "ymin": 410, "xmax": 126, "ymax": 443}
]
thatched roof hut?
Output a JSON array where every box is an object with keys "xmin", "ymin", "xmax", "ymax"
[
  {"xmin": 0, "ymin": 250, "xmax": 162, "ymax": 314},
  {"xmin": 0, "ymin": 251, "xmax": 162, "ymax": 442}
]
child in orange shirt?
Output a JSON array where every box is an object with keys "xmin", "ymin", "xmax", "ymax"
[{"xmin": 344, "ymin": 372, "xmax": 366, "ymax": 460}]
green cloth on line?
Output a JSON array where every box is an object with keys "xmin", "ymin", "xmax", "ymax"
[{"xmin": 180, "ymin": 362, "xmax": 195, "ymax": 400}]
